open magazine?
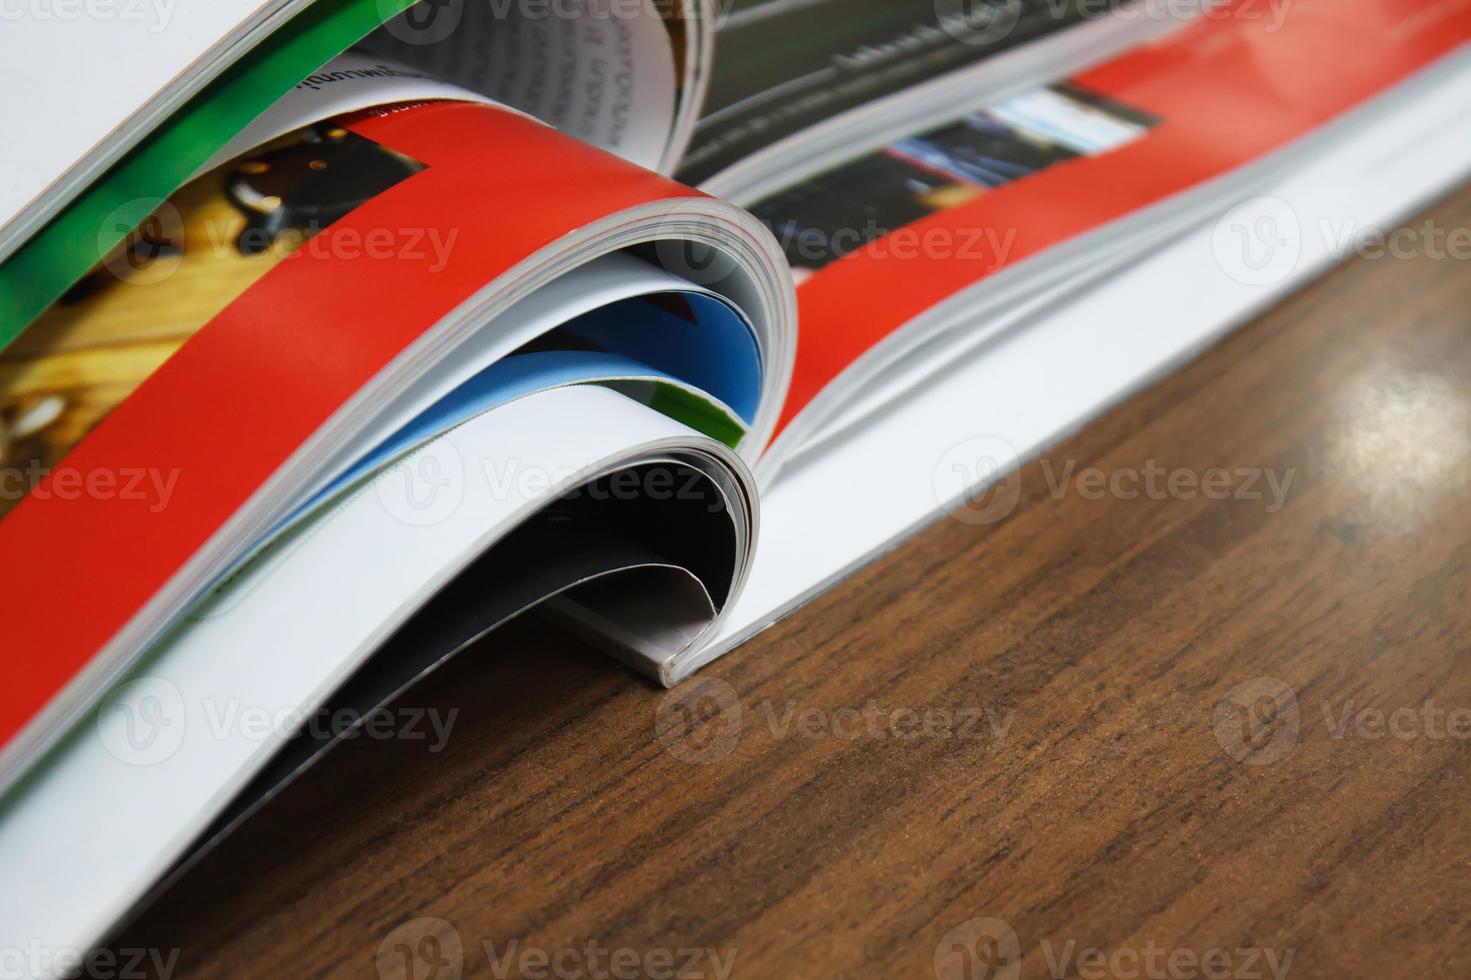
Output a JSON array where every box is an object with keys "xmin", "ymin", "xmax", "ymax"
[{"xmin": 3, "ymin": 0, "xmax": 1471, "ymax": 970}]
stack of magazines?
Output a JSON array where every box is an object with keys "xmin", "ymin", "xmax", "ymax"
[{"xmin": 2, "ymin": 0, "xmax": 1470, "ymax": 969}]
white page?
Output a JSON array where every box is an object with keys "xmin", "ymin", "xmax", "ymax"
[
  {"xmin": 200, "ymin": 51, "xmax": 514, "ymax": 174},
  {"xmin": 282, "ymin": 253, "xmax": 745, "ymax": 537},
  {"xmin": 700, "ymin": 46, "xmax": 1471, "ymax": 671},
  {"xmin": 0, "ymin": 0, "xmax": 306, "ymax": 263},
  {"xmin": 0, "ymin": 385, "xmax": 749, "ymax": 975},
  {"xmin": 361, "ymin": 0, "xmax": 677, "ymax": 168}
]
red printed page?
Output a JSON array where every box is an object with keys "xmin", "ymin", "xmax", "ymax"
[
  {"xmin": 770, "ymin": 0, "xmax": 1471, "ymax": 430},
  {"xmin": 0, "ymin": 102, "xmax": 704, "ymax": 761}
]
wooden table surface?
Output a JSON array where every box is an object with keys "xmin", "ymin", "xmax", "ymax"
[{"xmin": 121, "ymin": 184, "xmax": 1471, "ymax": 979}]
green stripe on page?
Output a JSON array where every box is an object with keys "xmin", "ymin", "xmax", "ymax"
[
  {"xmin": 649, "ymin": 385, "xmax": 747, "ymax": 450},
  {"xmin": 0, "ymin": 0, "xmax": 416, "ymax": 348}
]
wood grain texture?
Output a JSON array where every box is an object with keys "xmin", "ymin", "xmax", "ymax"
[{"xmin": 118, "ymin": 184, "xmax": 1471, "ymax": 979}]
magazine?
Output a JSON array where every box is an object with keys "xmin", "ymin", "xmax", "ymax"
[{"xmin": 1, "ymin": 0, "xmax": 1470, "ymax": 970}]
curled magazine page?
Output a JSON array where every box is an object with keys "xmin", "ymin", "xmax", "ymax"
[
  {"xmin": 679, "ymin": 0, "xmax": 1128, "ymax": 185},
  {"xmin": 690, "ymin": 0, "xmax": 1471, "ymax": 675},
  {"xmin": 0, "ymin": 0, "xmax": 694, "ymax": 343},
  {"xmin": 361, "ymin": 0, "xmax": 679, "ymax": 167},
  {"xmin": 2, "ymin": 0, "xmax": 1471, "ymax": 969},
  {"xmin": 201, "ymin": 50, "xmax": 520, "ymax": 171},
  {"xmin": 0, "ymin": 106, "xmax": 442, "ymax": 524},
  {"xmin": 0, "ymin": 385, "xmax": 756, "ymax": 964},
  {"xmin": 0, "ymin": 0, "xmax": 423, "ymax": 340},
  {"xmin": 167, "ymin": 453, "xmax": 743, "ymax": 893},
  {"xmin": 0, "ymin": 0, "xmax": 298, "ymax": 261},
  {"xmin": 0, "ymin": 95, "xmax": 794, "ymax": 811},
  {"xmin": 753, "ymin": 0, "xmax": 1471, "ymax": 454},
  {"xmin": 3, "ymin": 52, "xmax": 504, "ymax": 358}
]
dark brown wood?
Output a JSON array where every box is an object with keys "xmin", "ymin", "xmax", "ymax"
[{"xmin": 120, "ymin": 184, "xmax": 1471, "ymax": 979}]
